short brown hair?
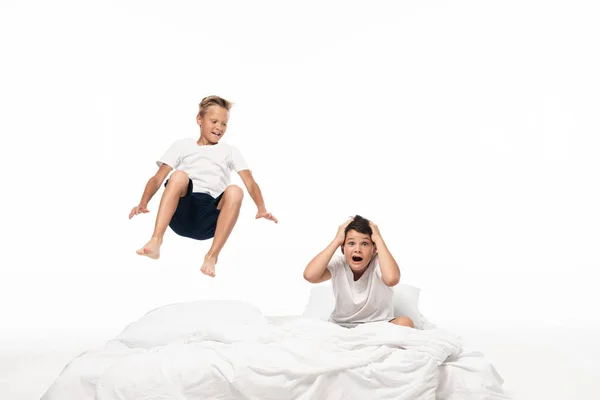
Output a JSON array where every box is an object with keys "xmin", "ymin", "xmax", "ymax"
[
  {"xmin": 345, "ymin": 215, "xmax": 372, "ymax": 239},
  {"xmin": 198, "ymin": 95, "xmax": 232, "ymax": 117}
]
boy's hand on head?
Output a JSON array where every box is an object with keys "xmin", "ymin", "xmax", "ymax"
[
  {"xmin": 335, "ymin": 217, "xmax": 354, "ymax": 246},
  {"xmin": 129, "ymin": 205, "xmax": 149, "ymax": 219},
  {"xmin": 256, "ymin": 210, "xmax": 278, "ymax": 223},
  {"xmin": 369, "ymin": 221, "xmax": 382, "ymax": 242}
]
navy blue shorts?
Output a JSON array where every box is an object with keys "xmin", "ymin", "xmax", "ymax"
[{"xmin": 165, "ymin": 178, "xmax": 224, "ymax": 241}]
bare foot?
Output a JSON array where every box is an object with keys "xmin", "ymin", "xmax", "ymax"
[
  {"xmin": 136, "ymin": 239, "xmax": 161, "ymax": 259},
  {"xmin": 201, "ymin": 255, "xmax": 217, "ymax": 277}
]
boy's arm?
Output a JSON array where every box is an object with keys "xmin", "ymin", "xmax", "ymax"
[
  {"xmin": 303, "ymin": 240, "xmax": 336, "ymax": 283},
  {"xmin": 129, "ymin": 164, "xmax": 172, "ymax": 219},
  {"xmin": 238, "ymin": 170, "xmax": 278, "ymax": 223},
  {"xmin": 303, "ymin": 218, "xmax": 353, "ymax": 283},
  {"xmin": 370, "ymin": 222, "xmax": 400, "ymax": 287}
]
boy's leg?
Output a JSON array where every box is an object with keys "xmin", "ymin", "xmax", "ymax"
[
  {"xmin": 389, "ymin": 316, "xmax": 415, "ymax": 328},
  {"xmin": 136, "ymin": 171, "xmax": 189, "ymax": 259},
  {"xmin": 200, "ymin": 185, "xmax": 244, "ymax": 277}
]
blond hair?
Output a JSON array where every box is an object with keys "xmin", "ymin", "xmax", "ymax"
[{"xmin": 198, "ymin": 95, "xmax": 232, "ymax": 117}]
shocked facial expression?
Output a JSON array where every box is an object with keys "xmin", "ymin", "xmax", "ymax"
[
  {"xmin": 197, "ymin": 105, "xmax": 229, "ymax": 145},
  {"xmin": 341, "ymin": 229, "xmax": 376, "ymax": 272}
]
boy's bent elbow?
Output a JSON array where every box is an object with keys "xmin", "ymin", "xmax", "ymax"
[
  {"xmin": 303, "ymin": 270, "xmax": 316, "ymax": 283},
  {"xmin": 303, "ymin": 269, "xmax": 323, "ymax": 283},
  {"xmin": 383, "ymin": 274, "xmax": 400, "ymax": 287},
  {"xmin": 303, "ymin": 267, "xmax": 330, "ymax": 284}
]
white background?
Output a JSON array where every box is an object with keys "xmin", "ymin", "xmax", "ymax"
[{"xmin": 1, "ymin": 0, "xmax": 599, "ymax": 396}]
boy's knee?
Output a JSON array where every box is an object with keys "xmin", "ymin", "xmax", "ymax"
[
  {"xmin": 224, "ymin": 185, "xmax": 244, "ymax": 204},
  {"xmin": 168, "ymin": 170, "xmax": 189, "ymax": 185},
  {"xmin": 390, "ymin": 316, "xmax": 414, "ymax": 328}
]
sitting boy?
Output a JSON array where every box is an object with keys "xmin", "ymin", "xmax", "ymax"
[{"xmin": 303, "ymin": 215, "xmax": 414, "ymax": 329}]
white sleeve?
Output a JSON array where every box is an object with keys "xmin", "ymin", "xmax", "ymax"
[
  {"xmin": 156, "ymin": 140, "xmax": 183, "ymax": 169},
  {"xmin": 229, "ymin": 146, "xmax": 249, "ymax": 172},
  {"xmin": 327, "ymin": 254, "xmax": 345, "ymax": 278}
]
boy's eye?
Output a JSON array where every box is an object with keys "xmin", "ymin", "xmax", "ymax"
[{"xmin": 348, "ymin": 242, "xmax": 355, "ymax": 246}]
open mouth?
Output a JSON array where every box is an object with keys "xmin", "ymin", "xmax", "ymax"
[
  {"xmin": 351, "ymin": 255, "xmax": 363, "ymax": 263},
  {"xmin": 212, "ymin": 132, "xmax": 222, "ymax": 137}
]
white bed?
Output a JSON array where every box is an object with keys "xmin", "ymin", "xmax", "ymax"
[{"xmin": 2, "ymin": 285, "xmax": 598, "ymax": 399}]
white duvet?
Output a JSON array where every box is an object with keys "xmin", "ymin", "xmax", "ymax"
[{"xmin": 41, "ymin": 301, "xmax": 511, "ymax": 400}]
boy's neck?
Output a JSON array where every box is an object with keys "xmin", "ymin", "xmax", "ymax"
[
  {"xmin": 197, "ymin": 138, "xmax": 219, "ymax": 146},
  {"xmin": 352, "ymin": 269, "xmax": 366, "ymax": 281}
]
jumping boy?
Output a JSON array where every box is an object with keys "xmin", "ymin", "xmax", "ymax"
[
  {"xmin": 303, "ymin": 215, "xmax": 414, "ymax": 328},
  {"xmin": 129, "ymin": 95, "xmax": 278, "ymax": 277}
]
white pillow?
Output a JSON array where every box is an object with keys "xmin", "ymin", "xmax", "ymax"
[
  {"xmin": 302, "ymin": 283, "xmax": 426, "ymax": 329},
  {"xmin": 391, "ymin": 283, "xmax": 423, "ymax": 329},
  {"xmin": 117, "ymin": 300, "xmax": 270, "ymax": 348}
]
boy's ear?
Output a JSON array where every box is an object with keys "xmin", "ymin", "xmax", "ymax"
[
  {"xmin": 340, "ymin": 245, "xmax": 344, "ymax": 254},
  {"xmin": 373, "ymin": 243, "xmax": 378, "ymax": 254}
]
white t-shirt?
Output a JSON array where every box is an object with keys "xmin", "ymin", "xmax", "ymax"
[
  {"xmin": 157, "ymin": 138, "xmax": 249, "ymax": 198},
  {"xmin": 327, "ymin": 254, "xmax": 394, "ymax": 328}
]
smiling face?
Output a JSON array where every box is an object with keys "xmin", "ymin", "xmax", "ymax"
[
  {"xmin": 196, "ymin": 105, "xmax": 229, "ymax": 145},
  {"xmin": 341, "ymin": 229, "xmax": 376, "ymax": 273}
]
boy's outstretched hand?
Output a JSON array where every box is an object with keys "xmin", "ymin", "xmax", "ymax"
[
  {"xmin": 129, "ymin": 205, "xmax": 149, "ymax": 219},
  {"xmin": 256, "ymin": 210, "xmax": 278, "ymax": 223}
]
